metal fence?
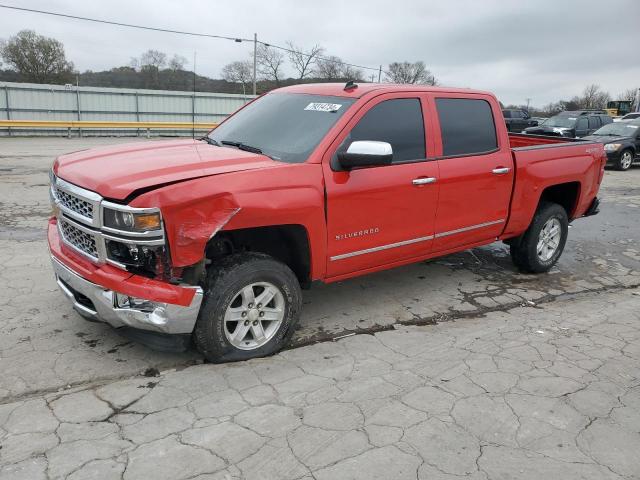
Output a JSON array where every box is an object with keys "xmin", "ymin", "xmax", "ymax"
[{"xmin": 0, "ymin": 81, "xmax": 255, "ymax": 137}]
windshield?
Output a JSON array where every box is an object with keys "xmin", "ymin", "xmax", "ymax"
[
  {"xmin": 544, "ymin": 115, "xmax": 577, "ymax": 128},
  {"xmin": 593, "ymin": 122, "xmax": 640, "ymax": 136},
  {"xmin": 208, "ymin": 93, "xmax": 355, "ymax": 163}
]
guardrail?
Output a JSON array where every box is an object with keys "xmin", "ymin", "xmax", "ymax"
[{"xmin": 0, "ymin": 120, "xmax": 218, "ymax": 138}]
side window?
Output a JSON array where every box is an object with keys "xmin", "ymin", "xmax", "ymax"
[
  {"xmin": 436, "ymin": 98, "xmax": 498, "ymax": 157},
  {"xmin": 345, "ymin": 98, "xmax": 425, "ymax": 163},
  {"xmin": 502, "ymin": 110, "xmax": 511, "ymax": 118},
  {"xmin": 601, "ymin": 115, "xmax": 613, "ymax": 125},
  {"xmin": 576, "ymin": 118, "xmax": 588, "ymax": 131},
  {"xmin": 515, "ymin": 111, "xmax": 525, "ymax": 119},
  {"xmin": 588, "ymin": 116, "xmax": 600, "ymax": 129}
]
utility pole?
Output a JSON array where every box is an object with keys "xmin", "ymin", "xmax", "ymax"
[
  {"xmin": 192, "ymin": 51, "xmax": 196, "ymax": 139},
  {"xmin": 377, "ymin": 65, "xmax": 382, "ymax": 83},
  {"xmin": 526, "ymin": 98, "xmax": 531, "ymax": 112},
  {"xmin": 253, "ymin": 33, "xmax": 257, "ymax": 96}
]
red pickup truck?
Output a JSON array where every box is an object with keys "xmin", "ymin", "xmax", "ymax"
[{"xmin": 49, "ymin": 83, "xmax": 605, "ymax": 361}]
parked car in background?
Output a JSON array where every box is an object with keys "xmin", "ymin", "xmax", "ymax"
[
  {"xmin": 502, "ymin": 109, "xmax": 538, "ymax": 132},
  {"xmin": 615, "ymin": 112, "xmax": 640, "ymax": 122},
  {"xmin": 523, "ymin": 110, "xmax": 612, "ymax": 138},
  {"xmin": 584, "ymin": 119, "xmax": 640, "ymax": 171}
]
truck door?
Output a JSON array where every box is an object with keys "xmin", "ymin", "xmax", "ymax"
[
  {"xmin": 428, "ymin": 95, "xmax": 514, "ymax": 252},
  {"xmin": 322, "ymin": 94, "xmax": 439, "ymax": 278}
]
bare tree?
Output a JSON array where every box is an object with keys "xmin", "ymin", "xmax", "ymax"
[
  {"xmin": 316, "ymin": 55, "xmax": 343, "ymax": 80},
  {"xmin": 222, "ymin": 60, "xmax": 253, "ymax": 95},
  {"xmin": 340, "ymin": 64, "xmax": 364, "ymax": 82},
  {"xmin": 286, "ymin": 42, "xmax": 324, "ymax": 80},
  {"xmin": 255, "ymin": 44, "xmax": 285, "ymax": 85},
  {"xmin": 0, "ymin": 30, "xmax": 74, "ymax": 83},
  {"xmin": 618, "ymin": 88, "xmax": 639, "ymax": 110},
  {"xmin": 579, "ymin": 84, "xmax": 610, "ymax": 110},
  {"xmin": 168, "ymin": 54, "xmax": 187, "ymax": 71},
  {"xmin": 139, "ymin": 50, "xmax": 167, "ymax": 70},
  {"xmin": 385, "ymin": 61, "xmax": 436, "ymax": 85}
]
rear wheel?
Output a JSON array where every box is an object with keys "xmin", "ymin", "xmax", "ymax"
[
  {"xmin": 615, "ymin": 149, "xmax": 634, "ymax": 171},
  {"xmin": 510, "ymin": 202, "xmax": 568, "ymax": 273},
  {"xmin": 194, "ymin": 252, "xmax": 302, "ymax": 362}
]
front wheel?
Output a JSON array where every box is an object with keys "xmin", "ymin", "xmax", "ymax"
[
  {"xmin": 194, "ymin": 252, "xmax": 302, "ymax": 362},
  {"xmin": 510, "ymin": 202, "xmax": 568, "ymax": 273},
  {"xmin": 615, "ymin": 149, "xmax": 634, "ymax": 171}
]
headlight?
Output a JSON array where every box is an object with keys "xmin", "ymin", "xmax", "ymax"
[
  {"xmin": 604, "ymin": 143, "xmax": 622, "ymax": 152},
  {"xmin": 102, "ymin": 207, "xmax": 162, "ymax": 232}
]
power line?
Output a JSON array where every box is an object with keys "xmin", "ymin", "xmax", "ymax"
[
  {"xmin": 0, "ymin": 4, "xmax": 251, "ymax": 42},
  {"xmin": 0, "ymin": 3, "xmax": 381, "ymax": 72}
]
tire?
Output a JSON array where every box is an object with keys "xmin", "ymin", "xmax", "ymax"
[
  {"xmin": 615, "ymin": 149, "xmax": 634, "ymax": 171},
  {"xmin": 194, "ymin": 252, "xmax": 302, "ymax": 363},
  {"xmin": 510, "ymin": 202, "xmax": 568, "ymax": 273}
]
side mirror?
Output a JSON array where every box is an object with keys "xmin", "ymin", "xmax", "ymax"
[{"xmin": 337, "ymin": 141, "xmax": 393, "ymax": 170}]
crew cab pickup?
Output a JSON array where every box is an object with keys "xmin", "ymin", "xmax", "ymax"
[{"xmin": 49, "ymin": 83, "xmax": 605, "ymax": 361}]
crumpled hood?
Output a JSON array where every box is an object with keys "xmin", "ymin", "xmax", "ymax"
[{"xmin": 53, "ymin": 139, "xmax": 278, "ymax": 200}]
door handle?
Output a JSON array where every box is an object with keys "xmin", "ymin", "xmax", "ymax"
[
  {"xmin": 412, "ymin": 177, "xmax": 437, "ymax": 185},
  {"xmin": 492, "ymin": 167, "xmax": 511, "ymax": 175}
]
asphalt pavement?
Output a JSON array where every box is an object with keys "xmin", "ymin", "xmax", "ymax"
[{"xmin": 0, "ymin": 137, "xmax": 639, "ymax": 479}]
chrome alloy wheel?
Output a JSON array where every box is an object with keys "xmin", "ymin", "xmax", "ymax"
[
  {"xmin": 620, "ymin": 151, "xmax": 633, "ymax": 170},
  {"xmin": 223, "ymin": 282, "xmax": 285, "ymax": 350},
  {"xmin": 537, "ymin": 217, "xmax": 561, "ymax": 262}
]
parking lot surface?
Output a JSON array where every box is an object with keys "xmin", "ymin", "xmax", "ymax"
[
  {"xmin": 1, "ymin": 288, "xmax": 639, "ymax": 479},
  {"xmin": 1, "ymin": 137, "xmax": 640, "ymax": 478},
  {"xmin": 1, "ymin": 137, "xmax": 639, "ymax": 402}
]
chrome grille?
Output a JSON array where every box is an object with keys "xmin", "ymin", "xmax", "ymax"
[
  {"xmin": 55, "ymin": 187, "xmax": 94, "ymax": 219},
  {"xmin": 59, "ymin": 219, "xmax": 98, "ymax": 259}
]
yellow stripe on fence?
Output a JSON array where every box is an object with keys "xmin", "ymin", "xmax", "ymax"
[{"xmin": 0, "ymin": 120, "xmax": 218, "ymax": 129}]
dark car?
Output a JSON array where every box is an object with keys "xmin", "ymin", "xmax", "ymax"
[
  {"xmin": 502, "ymin": 109, "xmax": 538, "ymax": 133},
  {"xmin": 583, "ymin": 119, "xmax": 640, "ymax": 171},
  {"xmin": 523, "ymin": 110, "xmax": 612, "ymax": 138}
]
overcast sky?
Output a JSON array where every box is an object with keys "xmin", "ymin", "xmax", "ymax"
[{"xmin": 1, "ymin": 0, "xmax": 639, "ymax": 107}]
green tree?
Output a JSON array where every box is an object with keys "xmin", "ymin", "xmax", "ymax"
[{"xmin": 0, "ymin": 30, "xmax": 74, "ymax": 83}]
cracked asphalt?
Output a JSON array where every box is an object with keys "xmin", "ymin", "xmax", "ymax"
[
  {"xmin": 1, "ymin": 289, "xmax": 639, "ymax": 479},
  {"xmin": 1, "ymin": 138, "xmax": 640, "ymax": 478}
]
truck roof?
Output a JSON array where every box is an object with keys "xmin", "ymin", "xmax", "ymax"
[{"xmin": 276, "ymin": 82, "xmax": 493, "ymax": 99}]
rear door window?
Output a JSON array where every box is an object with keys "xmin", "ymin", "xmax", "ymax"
[
  {"xmin": 588, "ymin": 116, "xmax": 600, "ymax": 129},
  {"xmin": 346, "ymin": 98, "xmax": 426, "ymax": 163},
  {"xmin": 576, "ymin": 118, "xmax": 588, "ymax": 131},
  {"xmin": 436, "ymin": 98, "xmax": 498, "ymax": 157}
]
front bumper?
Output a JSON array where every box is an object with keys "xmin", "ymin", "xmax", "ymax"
[
  {"xmin": 605, "ymin": 151, "xmax": 622, "ymax": 166},
  {"xmin": 49, "ymin": 219, "xmax": 203, "ymax": 335}
]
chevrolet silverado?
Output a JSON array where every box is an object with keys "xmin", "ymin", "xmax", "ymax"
[{"xmin": 49, "ymin": 83, "xmax": 605, "ymax": 362}]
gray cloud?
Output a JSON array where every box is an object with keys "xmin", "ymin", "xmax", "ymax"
[{"xmin": 1, "ymin": 0, "xmax": 638, "ymax": 107}]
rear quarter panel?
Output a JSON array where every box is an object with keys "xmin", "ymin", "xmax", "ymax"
[{"xmin": 503, "ymin": 142, "xmax": 605, "ymax": 237}]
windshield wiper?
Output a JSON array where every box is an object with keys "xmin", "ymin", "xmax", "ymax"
[
  {"xmin": 199, "ymin": 136, "xmax": 221, "ymax": 146},
  {"xmin": 221, "ymin": 140, "xmax": 264, "ymax": 154}
]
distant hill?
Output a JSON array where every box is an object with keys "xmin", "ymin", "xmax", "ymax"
[{"xmin": 0, "ymin": 66, "xmax": 358, "ymax": 94}]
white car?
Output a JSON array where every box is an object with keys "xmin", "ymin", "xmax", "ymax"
[{"xmin": 614, "ymin": 112, "xmax": 640, "ymax": 122}]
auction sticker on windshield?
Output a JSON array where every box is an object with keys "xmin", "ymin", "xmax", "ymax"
[{"xmin": 304, "ymin": 103, "xmax": 343, "ymax": 112}]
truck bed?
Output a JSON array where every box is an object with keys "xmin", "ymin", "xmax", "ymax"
[
  {"xmin": 502, "ymin": 132, "xmax": 605, "ymax": 239},
  {"xmin": 508, "ymin": 132, "xmax": 584, "ymax": 149}
]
